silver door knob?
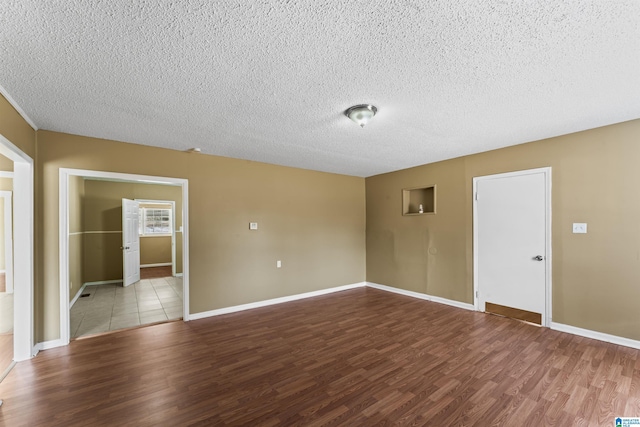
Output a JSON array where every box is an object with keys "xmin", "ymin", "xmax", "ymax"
[{"xmin": 533, "ymin": 255, "xmax": 544, "ymax": 261}]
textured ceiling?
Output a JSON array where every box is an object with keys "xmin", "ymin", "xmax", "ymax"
[{"xmin": 1, "ymin": 1, "xmax": 639, "ymax": 177}]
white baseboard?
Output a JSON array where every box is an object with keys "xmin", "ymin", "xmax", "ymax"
[
  {"xmin": 32, "ymin": 339, "xmax": 66, "ymax": 357},
  {"xmin": 175, "ymin": 273, "xmax": 183, "ymax": 277},
  {"xmin": 141, "ymin": 263, "xmax": 172, "ymax": 268},
  {"xmin": 190, "ymin": 282, "xmax": 366, "ymax": 320},
  {"xmin": 551, "ymin": 322, "xmax": 640, "ymax": 350},
  {"xmin": 70, "ymin": 283, "xmax": 88, "ymax": 308},
  {"xmin": 365, "ymin": 282, "xmax": 640, "ymax": 350},
  {"xmin": 39, "ymin": 278, "xmax": 640, "ymax": 357},
  {"xmin": 366, "ymin": 282, "xmax": 476, "ymax": 311},
  {"xmin": 84, "ymin": 280, "xmax": 123, "ymax": 286}
]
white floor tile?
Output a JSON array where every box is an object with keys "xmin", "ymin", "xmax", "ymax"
[{"xmin": 71, "ymin": 278, "xmax": 182, "ymax": 338}]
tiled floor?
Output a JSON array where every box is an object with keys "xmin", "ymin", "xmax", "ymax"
[{"xmin": 70, "ymin": 276, "xmax": 183, "ymax": 338}]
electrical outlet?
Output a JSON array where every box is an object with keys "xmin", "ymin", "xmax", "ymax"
[
  {"xmin": 69, "ymin": 281, "xmax": 73, "ymax": 289},
  {"xmin": 276, "ymin": 260, "xmax": 282, "ymax": 268},
  {"xmin": 572, "ymin": 223, "xmax": 587, "ymax": 234},
  {"xmin": 249, "ymin": 222, "xmax": 258, "ymax": 230}
]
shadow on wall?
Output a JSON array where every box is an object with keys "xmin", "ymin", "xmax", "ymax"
[
  {"xmin": 103, "ymin": 206, "xmax": 124, "ymax": 281},
  {"xmin": 104, "ymin": 206, "xmax": 122, "ymax": 233},
  {"xmin": 82, "ymin": 206, "xmax": 125, "ymax": 283}
]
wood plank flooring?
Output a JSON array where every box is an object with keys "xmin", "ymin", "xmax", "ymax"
[
  {"xmin": 140, "ymin": 265, "xmax": 172, "ymax": 280},
  {"xmin": 0, "ymin": 287, "xmax": 638, "ymax": 426}
]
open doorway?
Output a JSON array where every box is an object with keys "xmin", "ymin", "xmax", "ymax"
[
  {"xmin": 67, "ymin": 196, "xmax": 183, "ymax": 339},
  {"xmin": 0, "ymin": 183, "xmax": 13, "ymax": 375},
  {"xmin": 59, "ymin": 169, "xmax": 189, "ymax": 345},
  {"xmin": 137, "ymin": 200, "xmax": 176, "ymax": 280},
  {"xmin": 121, "ymin": 199, "xmax": 180, "ymax": 286},
  {"xmin": 0, "ymin": 135, "xmax": 34, "ymax": 364}
]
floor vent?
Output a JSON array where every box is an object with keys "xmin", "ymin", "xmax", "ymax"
[{"xmin": 80, "ymin": 293, "xmax": 91, "ymax": 298}]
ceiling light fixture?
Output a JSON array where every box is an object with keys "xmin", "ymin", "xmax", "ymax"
[
  {"xmin": 187, "ymin": 147, "xmax": 202, "ymax": 153},
  {"xmin": 345, "ymin": 104, "xmax": 377, "ymax": 128}
]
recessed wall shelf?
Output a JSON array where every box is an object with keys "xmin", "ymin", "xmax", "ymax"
[{"xmin": 402, "ymin": 185, "xmax": 436, "ymax": 216}]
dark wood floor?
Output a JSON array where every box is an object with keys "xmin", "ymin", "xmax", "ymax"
[
  {"xmin": 140, "ymin": 265, "xmax": 172, "ymax": 279},
  {"xmin": 0, "ymin": 287, "xmax": 638, "ymax": 426}
]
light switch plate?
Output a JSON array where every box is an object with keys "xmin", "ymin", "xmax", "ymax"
[
  {"xmin": 249, "ymin": 222, "xmax": 258, "ymax": 230},
  {"xmin": 572, "ymin": 223, "xmax": 587, "ymax": 234}
]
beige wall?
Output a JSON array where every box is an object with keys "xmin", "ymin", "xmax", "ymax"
[
  {"xmin": 15, "ymin": 85, "xmax": 639, "ymax": 345},
  {"xmin": 140, "ymin": 236, "xmax": 172, "ymax": 266},
  {"xmin": 82, "ymin": 180, "xmax": 182, "ymax": 283},
  {"xmin": 0, "ymin": 178, "xmax": 12, "ymax": 272},
  {"xmin": 175, "ymin": 231, "xmax": 183, "ymax": 274},
  {"xmin": 36, "ymin": 130, "xmax": 366, "ymax": 341},
  {"xmin": 0, "ymin": 178, "xmax": 12, "ymax": 192},
  {"xmin": 367, "ymin": 158, "xmax": 469, "ymax": 302},
  {"xmin": 0, "ymin": 95, "xmax": 35, "ymax": 159},
  {"xmin": 68, "ymin": 176, "xmax": 84, "ymax": 301},
  {"xmin": 0, "ymin": 155, "xmax": 12, "ymax": 172},
  {"xmin": 366, "ymin": 118, "xmax": 640, "ymax": 341}
]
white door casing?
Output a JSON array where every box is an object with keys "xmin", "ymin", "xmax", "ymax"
[
  {"xmin": 59, "ymin": 168, "xmax": 190, "ymax": 347},
  {"xmin": 0, "ymin": 134, "xmax": 34, "ymax": 361},
  {"xmin": 473, "ymin": 167, "xmax": 551, "ymax": 326},
  {"xmin": 0, "ymin": 191, "xmax": 13, "ymax": 294},
  {"xmin": 122, "ymin": 198, "xmax": 140, "ymax": 287}
]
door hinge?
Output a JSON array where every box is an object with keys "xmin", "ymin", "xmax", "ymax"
[
  {"xmin": 475, "ymin": 291, "xmax": 478, "ymax": 298},
  {"xmin": 475, "ymin": 192, "xmax": 478, "ymax": 201}
]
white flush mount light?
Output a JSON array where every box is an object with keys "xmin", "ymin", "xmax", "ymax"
[
  {"xmin": 187, "ymin": 147, "xmax": 202, "ymax": 153},
  {"xmin": 345, "ymin": 104, "xmax": 377, "ymax": 128}
]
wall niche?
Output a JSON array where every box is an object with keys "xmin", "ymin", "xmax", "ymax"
[{"xmin": 402, "ymin": 185, "xmax": 436, "ymax": 216}]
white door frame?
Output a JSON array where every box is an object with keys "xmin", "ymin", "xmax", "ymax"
[
  {"xmin": 0, "ymin": 134, "xmax": 34, "ymax": 361},
  {"xmin": 136, "ymin": 200, "xmax": 177, "ymax": 276},
  {"xmin": 0, "ymin": 191, "xmax": 13, "ymax": 294},
  {"xmin": 473, "ymin": 167, "xmax": 552, "ymax": 326},
  {"xmin": 59, "ymin": 168, "xmax": 190, "ymax": 346}
]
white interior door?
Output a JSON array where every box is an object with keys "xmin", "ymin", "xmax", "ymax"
[
  {"xmin": 122, "ymin": 198, "xmax": 140, "ymax": 287},
  {"xmin": 475, "ymin": 169, "xmax": 550, "ymax": 325}
]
